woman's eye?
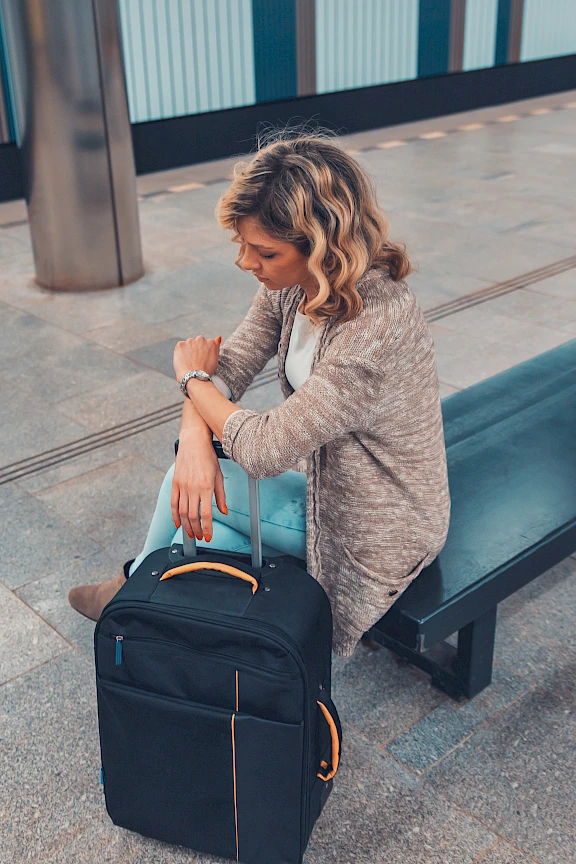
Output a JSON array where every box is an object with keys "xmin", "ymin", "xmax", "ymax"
[{"xmin": 260, "ymin": 253, "xmax": 275, "ymax": 260}]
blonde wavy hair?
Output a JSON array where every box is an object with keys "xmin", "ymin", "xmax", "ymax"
[{"xmin": 216, "ymin": 125, "xmax": 412, "ymax": 326}]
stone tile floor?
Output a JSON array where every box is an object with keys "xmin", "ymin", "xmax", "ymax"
[{"xmin": 1, "ymin": 91, "xmax": 576, "ymax": 863}]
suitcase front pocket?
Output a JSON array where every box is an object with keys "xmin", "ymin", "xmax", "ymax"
[
  {"xmin": 97, "ymin": 678, "xmax": 305, "ymax": 864},
  {"xmin": 98, "ymin": 634, "xmax": 304, "ymax": 723}
]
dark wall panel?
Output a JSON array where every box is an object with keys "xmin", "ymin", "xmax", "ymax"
[{"xmin": 131, "ymin": 54, "xmax": 576, "ymax": 176}]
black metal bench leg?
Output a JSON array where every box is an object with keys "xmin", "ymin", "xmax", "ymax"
[
  {"xmin": 453, "ymin": 607, "xmax": 497, "ymax": 699},
  {"xmin": 370, "ymin": 607, "xmax": 498, "ymax": 701}
]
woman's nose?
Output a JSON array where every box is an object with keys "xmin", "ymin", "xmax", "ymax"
[{"xmin": 239, "ymin": 247, "xmax": 258, "ymax": 271}]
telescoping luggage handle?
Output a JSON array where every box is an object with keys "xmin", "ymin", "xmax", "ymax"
[{"xmin": 172, "ymin": 437, "xmax": 263, "ymax": 570}]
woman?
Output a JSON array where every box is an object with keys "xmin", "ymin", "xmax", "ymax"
[{"xmin": 69, "ymin": 129, "xmax": 451, "ymax": 657}]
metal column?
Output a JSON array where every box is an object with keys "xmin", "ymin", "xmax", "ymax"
[{"xmin": 0, "ymin": 0, "xmax": 143, "ymax": 291}]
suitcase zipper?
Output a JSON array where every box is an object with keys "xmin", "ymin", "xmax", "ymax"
[
  {"xmin": 107, "ymin": 632, "xmax": 299, "ymax": 679},
  {"xmin": 98, "ymin": 600, "xmax": 312, "ymax": 854}
]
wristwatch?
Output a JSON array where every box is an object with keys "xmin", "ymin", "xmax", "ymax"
[{"xmin": 180, "ymin": 369, "xmax": 212, "ymax": 398}]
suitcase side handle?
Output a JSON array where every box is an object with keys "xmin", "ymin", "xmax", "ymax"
[
  {"xmin": 317, "ymin": 691, "xmax": 342, "ymax": 782},
  {"xmin": 159, "ymin": 560, "xmax": 259, "ymax": 593},
  {"xmin": 174, "ymin": 437, "xmax": 263, "ymax": 569}
]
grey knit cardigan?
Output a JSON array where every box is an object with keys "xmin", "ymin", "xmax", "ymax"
[{"xmin": 217, "ymin": 267, "xmax": 451, "ymax": 657}]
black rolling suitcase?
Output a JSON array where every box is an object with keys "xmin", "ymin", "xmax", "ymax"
[{"xmin": 94, "ymin": 438, "xmax": 342, "ymax": 864}]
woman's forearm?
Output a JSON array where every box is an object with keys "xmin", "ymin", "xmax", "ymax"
[
  {"xmin": 184, "ymin": 379, "xmax": 243, "ymax": 442},
  {"xmin": 180, "ymin": 395, "xmax": 214, "ymax": 443}
]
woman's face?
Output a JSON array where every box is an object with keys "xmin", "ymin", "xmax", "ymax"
[{"xmin": 236, "ymin": 215, "xmax": 315, "ymax": 292}]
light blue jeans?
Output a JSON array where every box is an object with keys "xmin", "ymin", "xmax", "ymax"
[{"xmin": 128, "ymin": 458, "xmax": 307, "ymax": 576}]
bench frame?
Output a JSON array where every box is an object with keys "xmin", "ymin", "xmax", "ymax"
[
  {"xmin": 369, "ymin": 608, "xmax": 497, "ymax": 701},
  {"xmin": 368, "ymin": 518, "xmax": 576, "ymax": 700}
]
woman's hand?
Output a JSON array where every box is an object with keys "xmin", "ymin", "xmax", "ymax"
[
  {"xmin": 173, "ymin": 335, "xmax": 222, "ymax": 384},
  {"xmin": 171, "ymin": 433, "xmax": 228, "ymax": 542}
]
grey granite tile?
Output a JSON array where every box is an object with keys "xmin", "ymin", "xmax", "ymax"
[
  {"xmin": 34, "ymin": 455, "xmax": 167, "ymax": 565},
  {"xmin": 2, "ymin": 337, "xmax": 143, "ymax": 405},
  {"xmin": 46, "ymin": 820, "xmax": 227, "ymax": 864},
  {"xmin": 408, "ymin": 271, "xmax": 493, "ymax": 311},
  {"xmin": 0, "ymin": 378, "xmax": 87, "ymax": 465},
  {"xmin": 0, "ymin": 652, "xmax": 104, "ymax": 863},
  {"xmin": 144, "ymin": 256, "xmax": 254, "ymax": 300},
  {"xmin": 0, "ymin": 308, "xmax": 86, "ymax": 364},
  {"xmin": 431, "ymin": 297, "xmax": 572, "ymax": 345},
  {"xmin": 80, "ymin": 318, "xmax": 173, "ymax": 353},
  {"xmin": 15, "ymin": 548, "xmax": 122, "ymax": 660},
  {"xmin": 458, "ymin": 287, "xmax": 576, "ymax": 334},
  {"xmin": 141, "ymin": 232, "xmax": 202, "ymax": 273},
  {"xmin": 330, "ymin": 640, "xmax": 448, "ymax": 747},
  {"xmin": 429, "ymin": 323, "xmax": 570, "ymax": 390},
  {"xmin": 447, "ymin": 234, "xmax": 573, "ymax": 285},
  {"xmin": 305, "ymin": 729, "xmax": 496, "ymax": 864},
  {"xmin": 425, "ymin": 684, "xmax": 576, "ymax": 864},
  {"xmin": 124, "ymin": 274, "xmax": 235, "ymax": 328},
  {"xmin": 124, "ymin": 337, "xmax": 185, "ymax": 379},
  {"xmin": 0, "ymin": 482, "xmax": 102, "ymax": 590},
  {"xmin": 494, "ymin": 555, "xmax": 576, "ymax": 697},
  {"xmin": 475, "ymin": 841, "xmax": 540, "ymax": 864},
  {"xmin": 156, "ymin": 306, "xmax": 245, "ymax": 340},
  {"xmin": 16, "ymin": 440, "xmax": 135, "ymax": 495},
  {"xmin": 0, "ymin": 228, "xmax": 31, "ymax": 259},
  {"xmin": 127, "ymin": 416, "xmax": 182, "ymax": 474},
  {"xmin": 196, "ymin": 237, "xmax": 244, "ymax": 269},
  {"xmin": 0, "ymin": 580, "xmax": 69, "ymax": 685},
  {"xmin": 385, "ymin": 665, "xmax": 533, "ymax": 773},
  {"xmin": 526, "ymin": 268, "xmax": 576, "ymax": 301},
  {"xmin": 0, "ymin": 272, "xmax": 154, "ymax": 333},
  {"xmin": 54, "ymin": 369, "xmax": 179, "ymax": 432}
]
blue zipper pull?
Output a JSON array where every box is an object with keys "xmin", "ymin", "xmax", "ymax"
[
  {"xmin": 100, "ymin": 767, "xmax": 104, "ymax": 785},
  {"xmin": 115, "ymin": 635, "xmax": 123, "ymax": 665}
]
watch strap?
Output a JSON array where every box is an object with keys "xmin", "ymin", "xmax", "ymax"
[{"xmin": 180, "ymin": 369, "xmax": 212, "ymax": 398}]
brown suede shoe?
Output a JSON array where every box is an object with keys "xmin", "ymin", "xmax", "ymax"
[{"xmin": 68, "ymin": 566, "xmax": 128, "ymax": 621}]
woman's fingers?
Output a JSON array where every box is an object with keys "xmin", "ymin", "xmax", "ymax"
[
  {"xmin": 213, "ymin": 467, "xmax": 228, "ymax": 516},
  {"xmin": 199, "ymin": 490, "xmax": 213, "ymax": 542},
  {"xmin": 185, "ymin": 495, "xmax": 203, "ymax": 541},
  {"xmin": 170, "ymin": 479, "xmax": 181, "ymax": 529},
  {"xmin": 173, "ymin": 483, "xmax": 200, "ymax": 541},
  {"xmin": 178, "ymin": 490, "xmax": 195, "ymax": 540}
]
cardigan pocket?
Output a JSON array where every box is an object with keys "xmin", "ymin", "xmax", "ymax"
[
  {"xmin": 335, "ymin": 545, "xmax": 433, "ymax": 647},
  {"xmin": 341, "ymin": 543, "xmax": 431, "ymax": 596}
]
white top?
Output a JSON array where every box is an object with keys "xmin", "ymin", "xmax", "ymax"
[{"xmin": 212, "ymin": 304, "xmax": 320, "ymax": 397}]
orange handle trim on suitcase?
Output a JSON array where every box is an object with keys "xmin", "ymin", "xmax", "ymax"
[
  {"xmin": 159, "ymin": 561, "xmax": 259, "ymax": 593},
  {"xmin": 317, "ymin": 700, "xmax": 340, "ymax": 781}
]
